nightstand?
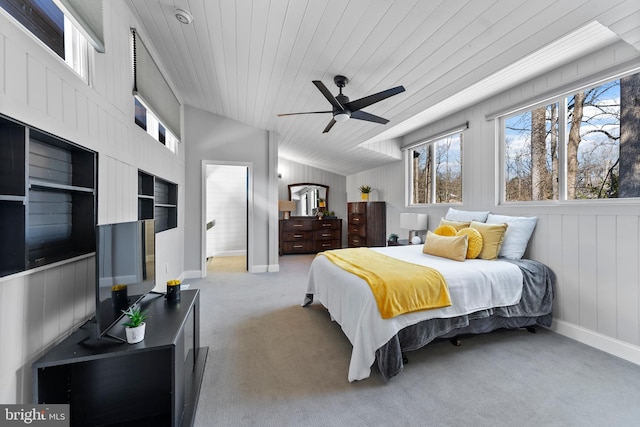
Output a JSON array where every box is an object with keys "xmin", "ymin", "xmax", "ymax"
[{"xmin": 387, "ymin": 239, "xmax": 409, "ymax": 246}]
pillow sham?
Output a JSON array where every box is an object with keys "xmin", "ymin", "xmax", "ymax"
[
  {"xmin": 469, "ymin": 221, "xmax": 508, "ymax": 260},
  {"xmin": 439, "ymin": 218, "xmax": 471, "ymax": 231},
  {"xmin": 445, "ymin": 207, "xmax": 490, "ymax": 222},
  {"xmin": 422, "ymin": 231, "xmax": 468, "ymax": 262},
  {"xmin": 433, "ymin": 224, "xmax": 457, "ymax": 236},
  {"xmin": 486, "ymin": 214, "xmax": 537, "ymax": 259},
  {"xmin": 456, "ymin": 227, "xmax": 483, "ymax": 259}
]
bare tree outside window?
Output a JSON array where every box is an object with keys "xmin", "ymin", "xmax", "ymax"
[
  {"xmin": 411, "ymin": 134, "xmax": 462, "ymax": 205},
  {"xmin": 504, "ymin": 70, "xmax": 640, "ymax": 202}
]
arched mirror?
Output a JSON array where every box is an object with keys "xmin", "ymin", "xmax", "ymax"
[{"xmin": 288, "ymin": 183, "xmax": 329, "ymax": 217}]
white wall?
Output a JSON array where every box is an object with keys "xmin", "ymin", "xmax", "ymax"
[
  {"xmin": 0, "ymin": 2, "xmax": 185, "ymax": 403},
  {"xmin": 182, "ymin": 105, "xmax": 274, "ymax": 274},
  {"xmin": 349, "ymin": 41, "xmax": 640, "ymax": 365}
]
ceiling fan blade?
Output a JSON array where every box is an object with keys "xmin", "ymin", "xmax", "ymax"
[
  {"xmin": 322, "ymin": 118, "xmax": 337, "ymax": 133},
  {"xmin": 344, "ymin": 85, "xmax": 405, "ymax": 112},
  {"xmin": 277, "ymin": 111, "xmax": 332, "ymax": 117},
  {"xmin": 350, "ymin": 110, "xmax": 389, "ymax": 124},
  {"xmin": 313, "ymin": 80, "xmax": 344, "ymax": 110}
]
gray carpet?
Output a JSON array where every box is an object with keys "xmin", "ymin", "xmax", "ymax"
[{"xmin": 187, "ymin": 254, "xmax": 640, "ymax": 427}]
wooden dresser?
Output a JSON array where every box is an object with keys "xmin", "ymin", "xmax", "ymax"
[
  {"xmin": 279, "ymin": 218, "xmax": 342, "ymax": 255},
  {"xmin": 347, "ymin": 201, "xmax": 387, "ymax": 247}
]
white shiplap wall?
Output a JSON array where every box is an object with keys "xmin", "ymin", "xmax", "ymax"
[
  {"xmin": 349, "ymin": 42, "xmax": 640, "ymax": 364},
  {"xmin": 0, "ymin": 2, "xmax": 185, "ymax": 403},
  {"xmin": 206, "ymin": 165, "xmax": 248, "ymax": 258}
]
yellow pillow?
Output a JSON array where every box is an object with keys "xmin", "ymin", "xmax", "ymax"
[
  {"xmin": 439, "ymin": 218, "xmax": 471, "ymax": 231},
  {"xmin": 456, "ymin": 227, "xmax": 483, "ymax": 259},
  {"xmin": 469, "ymin": 221, "xmax": 508, "ymax": 260},
  {"xmin": 422, "ymin": 231, "xmax": 468, "ymax": 262},
  {"xmin": 433, "ymin": 224, "xmax": 457, "ymax": 236}
]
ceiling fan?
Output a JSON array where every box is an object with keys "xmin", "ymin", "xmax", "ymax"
[{"xmin": 277, "ymin": 75, "xmax": 405, "ymax": 133}]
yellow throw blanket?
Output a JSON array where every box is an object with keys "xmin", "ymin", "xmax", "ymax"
[{"xmin": 320, "ymin": 248, "xmax": 451, "ymax": 319}]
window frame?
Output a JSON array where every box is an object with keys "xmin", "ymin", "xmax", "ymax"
[
  {"xmin": 404, "ymin": 123, "xmax": 467, "ymax": 207},
  {"xmin": 498, "ymin": 68, "xmax": 640, "ymax": 205},
  {"xmin": 133, "ymin": 95, "xmax": 179, "ymax": 154},
  {"xmin": 0, "ymin": 0, "xmax": 93, "ymax": 83}
]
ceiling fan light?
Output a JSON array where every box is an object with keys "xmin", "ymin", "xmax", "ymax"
[{"xmin": 334, "ymin": 112, "xmax": 350, "ymax": 122}]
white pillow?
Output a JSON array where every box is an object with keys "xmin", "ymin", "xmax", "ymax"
[
  {"xmin": 445, "ymin": 207, "xmax": 490, "ymax": 223},
  {"xmin": 486, "ymin": 214, "xmax": 537, "ymax": 259}
]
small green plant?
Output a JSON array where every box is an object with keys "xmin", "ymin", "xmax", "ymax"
[
  {"xmin": 122, "ymin": 306, "xmax": 149, "ymax": 328},
  {"xmin": 389, "ymin": 233, "xmax": 398, "ymax": 240},
  {"xmin": 358, "ymin": 185, "xmax": 372, "ymax": 194}
]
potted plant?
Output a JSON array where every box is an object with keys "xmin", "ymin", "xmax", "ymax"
[
  {"xmin": 388, "ymin": 233, "xmax": 399, "ymax": 244},
  {"xmin": 122, "ymin": 306, "xmax": 149, "ymax": 344},
  {"xmin": 358, "ymin": 185, "xmax": 372, "ymax": 201}
]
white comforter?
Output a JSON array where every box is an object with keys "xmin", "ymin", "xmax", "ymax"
[{"xmin": 306, "ymin": 245, "xmax": 524, "ymax": 381}]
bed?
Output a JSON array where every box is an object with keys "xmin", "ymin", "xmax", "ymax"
[{"xmin": 303, "ymin": 244, "xmax": 554, "ymax": 382}]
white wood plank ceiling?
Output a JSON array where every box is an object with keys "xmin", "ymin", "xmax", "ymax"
[{"xmin": 126, "ymin": 0, "xmax": 640, "ymax": 176}]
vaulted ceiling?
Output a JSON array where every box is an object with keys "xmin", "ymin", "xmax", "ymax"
[{"xmin": 126, "ymin": 0, "xmax": 640, "ymax": 176}]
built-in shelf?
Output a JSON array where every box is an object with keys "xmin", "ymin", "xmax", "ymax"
[
  {"xmin": 0, "ymin": 114, "xmax": 96, "ymax": 278},
  {"xmin": 138, "ymin": 170, "xmax": 178, "ymax": 233}
]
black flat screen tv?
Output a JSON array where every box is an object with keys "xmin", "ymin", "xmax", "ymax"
[{"xmin": 93, "ymin": 219, "xmax": 156, "ymax": 340}]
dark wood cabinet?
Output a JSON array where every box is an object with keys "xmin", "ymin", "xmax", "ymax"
[
  {"xmin": 279, "ymin": 218, "xmax": 342, "ymax": 255},
  {"xmin": 347, "ymin": 201, "xmax": 386, "ymax": 247},
  {"xmin": 33, "ymin": 290, "xmax": 208, "ymax": 427}
]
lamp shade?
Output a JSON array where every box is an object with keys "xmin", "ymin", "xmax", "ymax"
[
  {"xmin": 400, "ymin": 213, "xmax": 428, "ymax": 230},
  {"xmin": 278, "ymin": 200, "xmax": 296, "ymax": 212}
]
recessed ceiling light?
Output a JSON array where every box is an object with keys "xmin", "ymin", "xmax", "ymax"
[{"xmin": 175, "ymin": 9, "xmax": 193, "ymax": 25}]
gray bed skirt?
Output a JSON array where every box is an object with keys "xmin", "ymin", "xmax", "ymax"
[{"xmin": 375, "ymin": 258, "xmax": 555, "ymax": 381}]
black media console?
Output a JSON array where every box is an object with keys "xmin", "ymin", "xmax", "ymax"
[{"xmin": 32, "ymin": 289, "xmax": 208, "ymax": 427}]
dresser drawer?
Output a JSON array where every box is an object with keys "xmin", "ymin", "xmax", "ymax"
[
  {"xmin": 349, "ymin": 213, "xmax": 366, "ymax": 226},
  {"xmin": 317, "ymin": 219, "xmax": 340, "ymax": 230},
  {"xmin": 348, "ymin": 224, "xmax": 366, "ymax": 237},
  {"xmin": 282, "ymin": 219, "xmax": 315, "ymax": 231},
  {"xmin": 348, "ymin": 234, "xmax": 367, "ymax": 247},
  {"xmin": 315, "ymin": 229, "xmax": 340, "ymax": 240},
  {"xmin": 282, "ymin": 241, "xmax": 315, "ymax": 253},
  {"xmin": 315, "ymin": 240, "xmax": 341, "ymax": 251},
  {"xmin": 282, "ymin": 230, "xmax": 312, "ymax": 242},
  {"xmin": 348, "ymin": 202, "xmax": 367, "ymax": 214}
]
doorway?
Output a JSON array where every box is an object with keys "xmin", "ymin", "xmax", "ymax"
[{"xmin": 204, "ymin": 163, "xmax": 249, "ymax": 273}]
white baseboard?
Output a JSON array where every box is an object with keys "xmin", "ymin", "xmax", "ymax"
[
  {"xmin": 183, "ymin": 270, "xmax": 203, "ymax": 279},
  {"xmin": 551, "ymin": 319, "xmax": 640, "ymax": 366},
  {"xmin": 249, "ymin": 264, "xmax": 269, "ymax": 273},
  {"xmin": 210, "ymin": 250, "xmax": 247, "ymax": 257}
]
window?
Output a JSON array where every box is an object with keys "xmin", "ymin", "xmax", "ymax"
[
  {"xmin": 503, "ymin": 70, "xmax": 640, "ymax": 202},
  {"xmin": 408, "ymin": 129, "xmax": 464, "ymax": 205},
  {"xmin": 131, "ymin": 29, "xmax": 181, "ymax": 152},
  {"xmin": 134, "ymin": 95, "xmax": 179, "ymax": 153},
  {"xmin": 0, "ymin": 0, "xmax": 91, "ymax": 82}
]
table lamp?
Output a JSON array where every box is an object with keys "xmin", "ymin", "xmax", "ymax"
[
  {"xmin": 278, "ymin": 200, "xmax": 296, "ymax": 219},
  {"xmin": 400, "ymin": 213, "xmax": 428, "ymax": 244}
]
